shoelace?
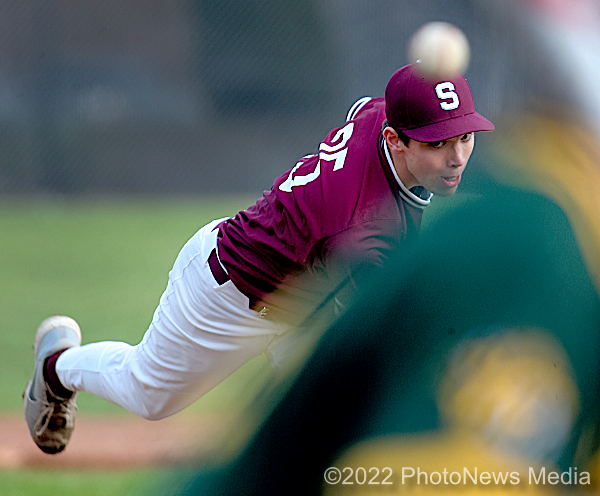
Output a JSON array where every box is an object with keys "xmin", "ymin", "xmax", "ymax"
[{"xmin": 35, "ymin": 401, "xmax": 72, "ymax": 437}]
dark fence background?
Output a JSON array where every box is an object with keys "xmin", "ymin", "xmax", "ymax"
[{"xmin": 0, "ymin": 0, "xmax": 583, "ymax": 196}]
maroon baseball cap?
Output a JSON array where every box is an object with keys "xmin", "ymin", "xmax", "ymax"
[{"xmin": 385, "ymin": 63, "xmax": 494, "ymax": 142}]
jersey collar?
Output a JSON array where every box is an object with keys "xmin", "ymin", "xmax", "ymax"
[{"xmin": 382, "ymin": 139, "xmax": 432, "ymax": 209}]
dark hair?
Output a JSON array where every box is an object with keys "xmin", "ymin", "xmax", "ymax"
[{"xmin": 382, "ymin": 120, "xmax": 411, "ymax": 146}]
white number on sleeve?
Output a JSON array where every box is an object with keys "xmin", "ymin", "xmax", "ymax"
[
  {"xmin": 435, "ymin": 82, "xmax": 460, "ymax": 111},
  {"xmin": 279, "ymin": 122, "xmax": 354, "ymax": 192}
]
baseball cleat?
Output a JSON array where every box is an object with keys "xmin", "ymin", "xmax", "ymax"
[{"xmin": 23, "ymin": 315, "xmax": 81, "ymax": 454}]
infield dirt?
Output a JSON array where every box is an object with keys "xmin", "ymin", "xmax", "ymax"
[{"xmin": 0, "ymin": 412, "xmax": 233, "ymax": 469}]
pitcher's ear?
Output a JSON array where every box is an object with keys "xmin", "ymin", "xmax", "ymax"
[{"xmin": 383, "ymin": 126, "xmax": 408, "ymax": 153}]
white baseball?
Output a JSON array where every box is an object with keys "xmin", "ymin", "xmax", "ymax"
[{"xmin": 408, "ymin": 22, "xmax": 471, "ymax": 78}]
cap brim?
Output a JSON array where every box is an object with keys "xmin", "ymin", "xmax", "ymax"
[{"xmin": 403, "ymin": 112, "xmax": 495, "ymax": 143}]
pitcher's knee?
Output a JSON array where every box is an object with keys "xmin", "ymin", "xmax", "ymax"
[
  {"xmin": 129, "ymin": 386, "xmax": 187, "ymax": 421},
  {"xmin": 138, "ymin": 408, "xmax": 170, "ymax": 422},
  {"xmin": 132, "ymin": 395, "xmax": 175, "ymax": 421}
]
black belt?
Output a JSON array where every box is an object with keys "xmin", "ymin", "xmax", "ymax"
[{"xmin": 208, "ymin": 248, "xmax": 230, "ymax": 285}]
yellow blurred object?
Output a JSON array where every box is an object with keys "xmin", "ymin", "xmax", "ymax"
[{"xmin": 439, "ymin": 329, "xmax": 579, "ymax": 462}]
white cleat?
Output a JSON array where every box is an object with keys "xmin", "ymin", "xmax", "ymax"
[{"xmin": 23, "ymin": 316, "xmax": 81, "ymax": 454}]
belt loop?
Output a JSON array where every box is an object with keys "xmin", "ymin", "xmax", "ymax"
[{"xmin": 208, "ymin": 248, "xmax": 230, "ymax": 285}]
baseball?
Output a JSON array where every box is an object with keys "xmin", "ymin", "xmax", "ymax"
[{"xmin": 408, "ymin": 22, "xmax": 471, "ymax": 78}]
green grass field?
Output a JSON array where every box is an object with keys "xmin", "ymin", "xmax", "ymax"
[{"xmin": 0, "ymin": 468, "xmax": 159, "ymax": 496}]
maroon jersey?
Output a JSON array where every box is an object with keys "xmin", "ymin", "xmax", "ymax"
[{"xmin": 217, "ymin": 97, "xmax": 431, "ymax": 322}]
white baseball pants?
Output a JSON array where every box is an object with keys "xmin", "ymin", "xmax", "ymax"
[{"xmin": 55, "ymin": 218, "xmax": 292, "ymax": 420}]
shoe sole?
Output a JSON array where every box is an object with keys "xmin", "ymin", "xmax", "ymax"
[{"xmin": 34, "ymin": 316, "xmax": 81, "ymax": 358}]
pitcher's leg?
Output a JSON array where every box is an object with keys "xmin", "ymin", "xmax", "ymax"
[
  {"xmin": 56, "ymin": 294, "xmax": 273, "ymax": 420},
  {"xmin": 56, "ymin": 220, "xmax": 283, "ymax": 420}
]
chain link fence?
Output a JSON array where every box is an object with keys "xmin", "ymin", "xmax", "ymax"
[{"xmin": 0, "ymin": 0, "xmax": 576, "ymax": 196}]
